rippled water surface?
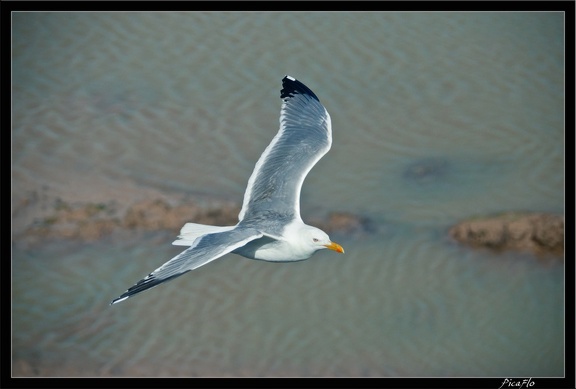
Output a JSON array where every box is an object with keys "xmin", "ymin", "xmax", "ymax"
[{"xmin": 12, "ymin": 12, "xmax": 564, "ymax": 377}]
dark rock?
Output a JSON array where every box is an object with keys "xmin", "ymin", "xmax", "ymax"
[
  {"xmin": 312, "ymin": 212, "xmax": 376, "ymax": 236},
  {"xmin": 403, "ymin": 157, "xmax": 449, "ymax": 184}
]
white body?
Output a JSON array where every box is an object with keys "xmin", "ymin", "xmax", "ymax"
[{"xmin": 173, "ymin": 221, "xmax": 331, "ymax": 261}]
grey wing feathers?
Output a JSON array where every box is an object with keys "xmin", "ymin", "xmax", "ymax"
[
  {"xmin": 110, "ymin": 228, "xmax": 263, "ymax": 304},
  {"xmin": 238, "ymin": 76, "xmax": 331, "ymax": 222}
]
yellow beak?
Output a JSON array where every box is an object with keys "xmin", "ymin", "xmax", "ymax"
[{"xmin": 324, "ymin": 241, "xmax": 345, "ymax": 254}]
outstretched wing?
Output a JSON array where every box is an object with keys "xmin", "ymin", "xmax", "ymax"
[
  {"xmin": 238, "ymin": 76, "xmax": 332, "ymax": 223},
  {"xmin": 110, "ymin": 228, "xmax": 263, "ymax": 304}
]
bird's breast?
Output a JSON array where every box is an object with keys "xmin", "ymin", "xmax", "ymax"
[{"xmin": 233, "ymin": 238, "xmax": 310, "ymax": 262}]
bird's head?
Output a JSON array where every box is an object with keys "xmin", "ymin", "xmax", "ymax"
[{"xmin": 304, "ymin": 225, "xmax": 344, "ymax": 254}]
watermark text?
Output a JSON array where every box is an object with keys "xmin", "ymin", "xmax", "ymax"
[{"xmin": 499, "ymin": 378, "xmax": 535, "ymax": 389}]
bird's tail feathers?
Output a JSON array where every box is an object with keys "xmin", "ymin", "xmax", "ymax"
[{"xmin": 172, "ymin": 223, "xmax": 236, "ymax": 246}]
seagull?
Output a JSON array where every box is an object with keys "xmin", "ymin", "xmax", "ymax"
[{"xmin": 110, "ymin": 75, "xmax": 344, "ymax": 305}]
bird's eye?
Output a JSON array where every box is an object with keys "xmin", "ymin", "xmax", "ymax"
[{"xmin": 313, "ymin": 238, "xmax": 319, "ymax": 242}]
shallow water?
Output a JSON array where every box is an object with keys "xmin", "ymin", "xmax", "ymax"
[{"xmin": 12, "ymin": 12, "xmax": 564, "ymax": 377}]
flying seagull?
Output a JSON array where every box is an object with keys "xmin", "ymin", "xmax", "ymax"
[{"xmin": 111, "ymin": 75, "xmax": 344, "ymax": 305}]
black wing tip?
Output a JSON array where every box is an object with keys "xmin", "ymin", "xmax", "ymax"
[
  {"xmin": 109, "ymin": 272, "xmax": 184, "ymax": 305},
  {"xmin": 110, "ymin": 277, "xmax": 154, "ymax": 305},
  {"xmin": 110, "ymin": 295, "xmax": 129, "ymax": 305},
  {"xmin": 281, "ymin": 75, "xmax": 320, "ymax": 102}
]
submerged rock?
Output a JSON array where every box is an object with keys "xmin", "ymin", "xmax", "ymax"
[
  {"xmin": 122, "ymin": 198, "xmax": 239, "ymax": 231},
  {"xmin": 16, "ymin": 193, "xmax": 373, "ymax": 244},
  {"xmin": 19, "ymin": 197, "xmax": 240, "ymax": 243},
  {"xmin": 311, "ymin": 212, "xmax": 376, "ymax": 236},
  {"xmin": 449, "ymin": 212, "xmax": 564, "ymax": 258},
  {"xmin": 403, "ymin": 157, "xmax": 450, "ymax": 184}
]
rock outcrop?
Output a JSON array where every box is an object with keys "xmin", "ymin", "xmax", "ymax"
[
  {"xmin": 449, "ymin": 212, "xmax": 564, "ymax": 258},
  {"xmin": 15, "ymin": 193, "xmax": 373, "ymax": 244}
]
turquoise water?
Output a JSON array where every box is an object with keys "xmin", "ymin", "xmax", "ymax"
[{"xmin": 12, "ymin": 12, "xmax": 564, "ymax": 377}]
